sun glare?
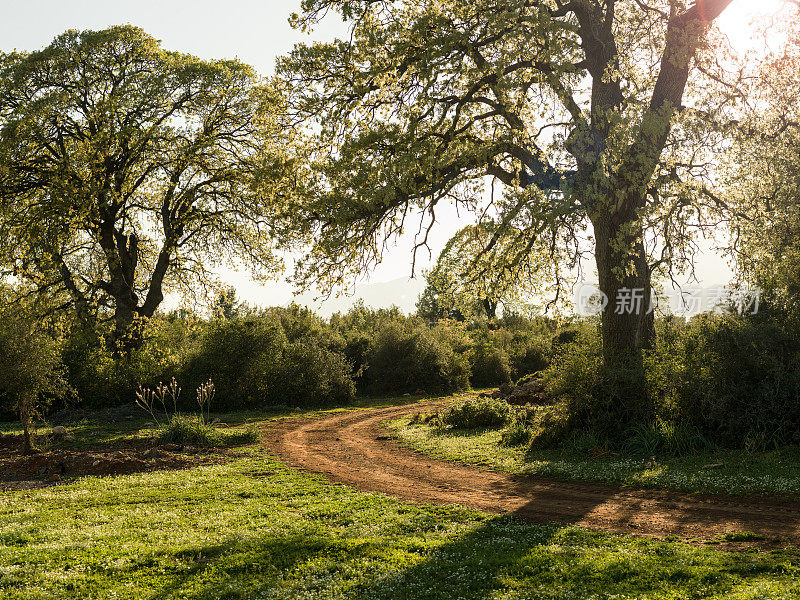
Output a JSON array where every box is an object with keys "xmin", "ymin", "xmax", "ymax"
[{"xmin": 716, "ymin": 0, "xmax": 792, "ymax": 55}]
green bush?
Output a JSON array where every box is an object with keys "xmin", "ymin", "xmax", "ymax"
[
  {"xmin": 619, "ymin": 421, "xmax": 713, "ymax": 457},
  {"xmin": 441, "ymin": 397, "xmax": 513, "ymax": 429},
  {"xmin": 0, "ymin": 307, "xmax": 70, "ymax": 452},
  {"xmin": 501, "ymin": 417, "xmax": 534, "ymax": 446},
  {"xmin": 507, "ymin": 332, "xmax": 550, "ymax": 379},
  {"xmin": 648, "ymin": 314, "xmax": 800, "ymax": 449},
  {"xmin": 63, "ymin": 315, "xmax": 194, "ymax": 408},
  {"xmin": 533, "ymin": 323, "xmax": 653, "ymax": 447},
  {"xmin": 469, "ymin": 342, "xmax": 512, "ymax": 388},
  {"xmin": 364, "ymin": 321, "xmax": 470, "ymax": 395},
  {"xmin": 157, "ymin": 415, "xmax": 220, "ymax": 447},
  {"xmin": 532, "ymin": 313, "xmax": 800, "ymax": 452},
  {"xmin": 182, "ymin": 314, "xmax": 355, "ymax": 409},
  {"xmin": 275, "ymin": 340, "xmax": 356, "ymax": 407}
]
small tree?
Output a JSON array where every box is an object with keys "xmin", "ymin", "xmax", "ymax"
[
  {"xmin": 0, "ymin": 305, "xmax": 68, "ymax": 454},
  {"xmin": 418, "ymin": 224, "xmax": 564, "ymax": 321}
]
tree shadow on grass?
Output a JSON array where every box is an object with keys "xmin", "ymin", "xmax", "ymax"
[
  {"xmin": 125, "ymin": 509, "xmax": 799, "ymax": 600},
  {"xmin": 137, "ymin": 533, "xmax": 362, "ymax": 600}
]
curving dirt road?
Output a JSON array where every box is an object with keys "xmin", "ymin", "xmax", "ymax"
[{"xmin": 262, "ymin": 401, "xmax": 800, "ymax": 545}]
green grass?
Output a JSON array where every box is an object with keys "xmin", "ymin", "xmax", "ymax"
[
  {"xmin": 0, "ymin": 393, "xmax": 436, "ymax": 453},
  {"xmin": 155, "ymin": 415, "xmax": 261, "ymax": 448},
  {"xmin": 388, "ymin": 419, "xmax": 800, "ymax": 497},
  {"xmin": 2, "ymin": 448, "xmax": 800, "ymax": 599}
]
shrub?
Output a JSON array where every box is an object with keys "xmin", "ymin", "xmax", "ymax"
[
  {"xmin": 534, "ymin": 313, "xmax": 800, "ymax": 451},
  {"xmin": 533, "ymin": 323, "xmax": 653, "ymax": 447},
  {"xmin": 157, "ymin": 415, "xmax": 220, "ymax": 447},
  {"xmin": 63, "ymin": 315, "xmax": 194, "ymax": 408},
  {"xmin": 441, "ymin": 398, "xmax": 513, "ymax": 429},
  {"xmin": 0, "ymin": 309, "xmax": 70, "ymax": 453},
  {"xmin": 648, "ymin": 313, "xmax": 800, "ymax": 449},
  {"xmin": 181, "ymin": 316, "xmax": 286, "ymax": 409},
  {"xmin": 182, "ymin": 314, "xmax": 355, "ymax": 409},
  {"xmin": 507, "ymin": 332, "xmax": 550, "ymax": 379},
  {"xmin": 364, "ymin": 322, "xmax": 470, "ymax": 395},
  {"xmin": 501, "ymin": 418, "xmax": 534, "ymax": 446},
  {"xmin": 469, "ymin": 342, "xmax": 512, "ymax": 388},
  {"xmin": 275, "ymin": 340, "xmax": 356, "ymax": 407},
  {"xmin": 619, "ymin": 420, "xmax": 713, "ymax": 457},
  {"xmin": 500, "ymin": 406, "xmax": 540, "ymax": 446}
]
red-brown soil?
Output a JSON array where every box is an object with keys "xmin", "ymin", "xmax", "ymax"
[
  {"xmin": 0, "ymin": 433, "xmax": 229, "ymax": 491},
  {"xmin": 262, "ymin": 401, "xmax": 800, "ymax": 548}
]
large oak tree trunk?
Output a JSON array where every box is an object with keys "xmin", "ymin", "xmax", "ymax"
[
  {"xmin": 593, "ymin": 213, "xmax": 654, "ymax": 361},
  {"xmin": 592, "ymin": 212, "xmax": 655, "ymax": 420}
]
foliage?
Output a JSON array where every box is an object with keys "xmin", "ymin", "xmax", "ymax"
[
  {"xmin": 726, "ymin": 17, "xmax": 800, "ymax": 319},
  {"xmin": 647, "ymin": 314, "xmax": 800, "ymax": 450},
  {"xmin": 500, "ymin": 406, "xmax": 541, "ymax": 446},
  {"xmin": 181, "ymin": 311, "xmax": 356, "ymax": 409},
  {"xmin": 363, "ymin": 320, "xmax": 471, "ymax": 395},
  {"xmin": 156, "ymin": 414, "xmax": 220, "ymax": 447},
  {"xmin": 441, "ymin": 397, "xmax": 513, "ymax": 429},
  {"xmin": 618, "ymin": 421, "xmax": 714, "ymax": 457},
  {"xmin": 528, "ymin": 313, "xmax": 800, "ymax": 451},
  {"xmin": 468, "ymin": 341, "xmax": 512, "ymax": 388},
  {"xmin": 276, "ymin": 0, "xmax": 748, "ymax": 385},
  {"xmin": 417, "ymin": 224, "xmax": 549, "ymax": 321},
  {"xmin": 0, "ymin": 26, "xmax": 284, "ymax": 344},
  {"xmin": 62, "ymin": 315, "xmax": 195, "ymax": 408},
  {"xmin": 0, "ymin": 300, "xmax": 70, "ymax": 452},
  {"xmin": 500, "ymin": 418, "xmax": 535, "ymax": 447}
]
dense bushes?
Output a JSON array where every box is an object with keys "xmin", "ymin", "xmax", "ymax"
[
  {"xmin": 362, "ymin": 321, "xmax": 471, "ymax": 394},
  {"xmin": 0, "ymin": 296, "xmax": 572, "ymax": 415},
  {"xmin": 10, "ymin": 292, "xmax": 800, "ymax": 454},
  {"xmin": 441, "ymin": 397, "xmax": 513, "ymax": 429},
  {"xmin": 62, "ymin": 315, "xmax": 198, "ymax": 408},
  {"xmin": 182, "ymin": 313, "xmax": 355, "ymax": 409},
  {"xmin": 469, "ymin": 342, "xmax": 512, "ymax": 388},
  {"xmin": 533, "ymin": 314, "xmax": 800, "ymax": 452},
  {"xmin": 648, "ymin": 314, "xmax": 800, "ymax": 449}
]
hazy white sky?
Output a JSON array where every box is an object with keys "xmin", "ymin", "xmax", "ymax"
[{"xmin": 0, "ymin": 0, "xmax": 782, "ymax": 313}]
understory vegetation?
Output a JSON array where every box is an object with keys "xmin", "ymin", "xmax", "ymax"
[
  {"xmin": 0, "ymin": 301, "xmax": 558, "ymax": 418},
  {"xmin": 5, "ymin": 297, "xmax": 800, "ymax": 454},
  {"xmin": 390, "ymin": 412, "xmax": 800, "ymax": 498},
  {"xmin": 537, "ymin": 312, "xmax": 800, "ymax": 451}
]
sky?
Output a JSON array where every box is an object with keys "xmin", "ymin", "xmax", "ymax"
[{"xmin": 0, "ymin": 0, "xmax": 786, "ymax": 314}]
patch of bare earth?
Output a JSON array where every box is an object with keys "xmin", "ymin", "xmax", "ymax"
[
  {"xmin": 0, "ymin": 434, "xmax": 232, "ymax": 491},
  {"xmin": 262, "ymin": 401, "xmax": 800, "ymax": 549}
]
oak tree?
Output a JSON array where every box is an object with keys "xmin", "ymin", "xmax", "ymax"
[
  {"xmin": 417, "ymin": 223, "xmax": 569, "ymax": 320},
  {"xmin": 0, "ymin": 26, "xmax": 282, "ymax": 349},
  {"xmin": 276, "ymin": 0, "xmax": 742, "ymax": 393},
  {"xmin": 728, "ymin": 16, "xmax": 800, "ymax": 317}
]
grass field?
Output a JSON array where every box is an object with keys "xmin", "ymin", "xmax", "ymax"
[
  {"xmin": 3, "ymin": 446, "xmax": 800, "ymax": 599},
  {"xmin": 2, "ymin": 399, "xmax": 800, "ymax": 599},
  {"xmin": 388, "ymin": 417, "xmax": 800, "ymax": 498}
]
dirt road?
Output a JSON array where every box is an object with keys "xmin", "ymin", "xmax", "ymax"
[{"xmin": 262, "ymin": 401, "xmax": 800, "ymax": 545}]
